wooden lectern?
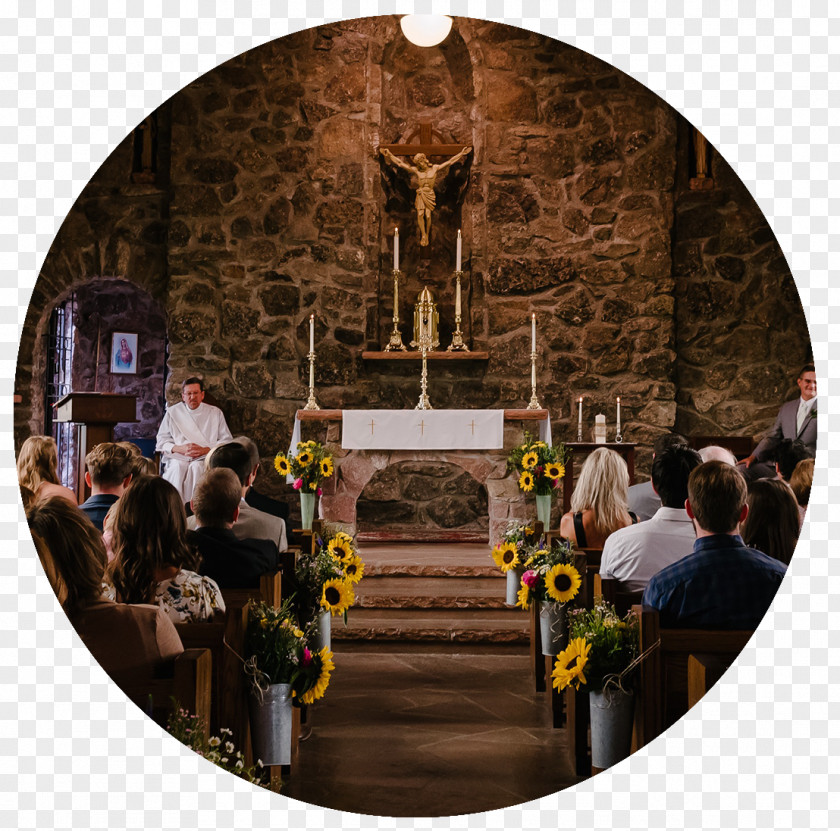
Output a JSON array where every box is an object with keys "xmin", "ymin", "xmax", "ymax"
[{"xmin": 53, "ymin": 393, "xmax": 138, "ymax": 503}]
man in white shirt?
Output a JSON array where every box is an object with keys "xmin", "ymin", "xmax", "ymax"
[
  {"xmin": 600, "ymin": 445, "xmax": 703, "ymax": 592},
  {"xmin": 155, "ymin": 377, "xmax": 232, "ymax": 502}
]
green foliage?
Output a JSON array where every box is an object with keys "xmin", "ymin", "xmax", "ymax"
[
  {"xmin": 506, "ymin": 431, "xmax": 569, "ymax": 495},
  {"xmin": 244, "ymin": 598, "xmax": 307, "ymax": 686}
]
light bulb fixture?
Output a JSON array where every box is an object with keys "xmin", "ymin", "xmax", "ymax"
[{"xmin": 400, "ymin": 15, "xmax": 453, "ymax": 47}]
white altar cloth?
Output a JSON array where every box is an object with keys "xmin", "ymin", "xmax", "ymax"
[{"xmin": 342, "ymin": 409, "xmax": 504, "ymax": 450}]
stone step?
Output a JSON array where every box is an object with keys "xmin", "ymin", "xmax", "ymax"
[{"xmin": 353, "ymin": 575, "xmax": 510, "ymax": 609}]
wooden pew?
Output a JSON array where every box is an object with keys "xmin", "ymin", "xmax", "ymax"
[
  {"xmin": 632, "ymin": 605, "xmax": 753, "ymax": 749},
  {"xmin": 687, "ymin": 653, "xmax": 733, "ymax": 709},
  {"xmin": 595, "ymin": 575, "xmax": 643, "ymax": 617}
]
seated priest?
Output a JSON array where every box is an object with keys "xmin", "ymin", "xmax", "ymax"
[
  {"xmin": 188, "ymin": 441, "xmax": 288, "ymax": 552},
  {"xmin": 79, "ymin": 442, "xmax": 134, "ymax": 531},
  {"xmin": 155, "ymin": 376, "xmax": 232, "ymax": 502},
  {"xmin": 642, "ymin": 461, "xmax": 787, "ymax": 629},
  {"xmin": 188, "ymin": 468, "xmax": 280, "ymax": 589}
]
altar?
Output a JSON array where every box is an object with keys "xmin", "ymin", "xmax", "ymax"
[{"xmin": 289, "ymin": 408, "xmax": 551, "ymax": 542}]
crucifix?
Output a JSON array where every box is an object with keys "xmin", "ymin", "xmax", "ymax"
[
  {"xmin": 417, "ymin": 419, "xmax": 426, "ymax": 436},
  {"xmin": 379, "ymin": 122, "xmax": 472, "ymax": 247},
  {"xmin": 368, "ymin": 418, "xmax": 376, "ymax": 435}
]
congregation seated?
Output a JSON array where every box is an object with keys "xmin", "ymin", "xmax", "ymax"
[
  {"xmin": 627, "ymin": 433, "xmax": 689, "ymax": 521},
  {"xmin": 559, "ymin": 447, "xmax": 637, "ymax": 548},
  {"xmin": 188, "ymin": 440, "xmax": 287, "ymax": 552},
  {"xmin": 789, "ymin": 457, "xmax": 814, "ymax": 528},
  {"xmin": 117, "ymin": 441, "xmax": 158, "ymax": 476},
  {"xmin": 17, "ymin": 435, "xmax": 77, "ymax": 505},
  {"xmin": 600, "ymin": 445, "xmax": 702, "ymax": 592},
  {"xmin": 79, "ymin": 442, "xmax": 134, "ymax": 531},
  {"xmin": 187, "ymin": 468, "xmax": 280, "ymax": 589},
  {"xmin": 772, "ymin": 438, "xmax": 814, "ymax": 483},
  {"xmin": 741, "ymin": 478, "xmax": 800, "ymax": 566},
  {"xmin": 27, "ymin": 497, "xmax": 184, "ymax": 687},
  {"xmin": 104, "ymin": 474, "xmax": 225, "ymax": 623},
  {"xmin": 698, "ymin": 444, "xmax": 737, "ymax": 465},
  {"xmin": 233, "ymin": 435, "xmax": 291, "ymax": 526},
  {"xmin": 642, "ymin": 461, "xmax": 787, "ymax": 629}
]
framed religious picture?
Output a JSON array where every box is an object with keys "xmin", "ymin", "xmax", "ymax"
[{"xmin": 110, "ymin": 332, "xmax": 138, "ymax": 374}]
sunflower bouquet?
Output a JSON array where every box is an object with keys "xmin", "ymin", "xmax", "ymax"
[
  {"xmin": 515, "ymin": 538, "xmax": 581, "ymax": 610},
  {"xmin": 552, "ymin": 600, "xmax": 639, "ymax": 693},
  {"xmin": 244, "ymin": 599, "xmax": 335, "ymax": 705},
  {"xmin": 274, "ymin": 439, "xmax": 335, "ymax": 493},
  {"xmin": 490, "ymin": 521, "xmax": 542, "ymax": 574},
  {"xmin": 507, "ymin": 432, "xmax": 568, "ymax": 495}
]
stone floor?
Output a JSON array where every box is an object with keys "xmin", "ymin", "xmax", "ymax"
[{"xmin": 281, "ymin": 650, "xmax": 582, "ymax": 817}]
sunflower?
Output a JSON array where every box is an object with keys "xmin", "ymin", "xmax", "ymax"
[
  {"xmin": 342, "ymin": 553, "xmax": 365, "ymax": 584},
  {"xmin": 296, "ymin": 449, "xmax": 313, "ymax": 467},
  {"xmin": 327, "ymin": 536, "xmax": 354, "ymax": 562},
  {"xmin": 321, "ymin": 578, "xmax": 354, "ymax": 615},
  {"xmin": 522, "ymin": 451, "xmax": 538, "ymax": 470},
  {"xmin": 492, "ymin": 541, "xmax": 520, "ymax": 573},
  {"xmin": 545, "ymin": 562, "xmax": 582, "ymax": 604},
  {"xmin": 320, "ymin": 457, "xmax": 334, "ymax": 478},
  {"xmin": 545, "ymin": 462, "xmax": 565, "ymax": 480},
  {"xmin": 299, "ymin": 647, "xmax": 335, "ymax": 705},
  {"xmin": 519, "ymin": 471, "xmax": 535, "ymax": 492},
  {"xmin": 551, "ymin": 637, "xmax": 591, "ymax": 691},
  {"xmin": 274, "ymin": 455, "xmax": 291, "ymax": 476},
  {"xmin": 515, "ymin": 583, "xmax": 531, "ymax": 610}
]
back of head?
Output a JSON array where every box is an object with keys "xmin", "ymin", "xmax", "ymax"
[
  {"xmin": 687, "ymin": 460, "xmax": 748, "ymax": 534},
  {"xmin": 652, "ymin": 432, "xmax": 689, "ymax": 456},
  {"xmin": 773, "ymin": 438, "xmax": 813, "ymax": 482},
  {"xmin": 570, "ymin": 447, "xmax": 630, "ymax": 535},
  {"xmin": 207, "ymin": 441, "xmax": 252, "ymax": 486},
  {"xmin": 17, "ymin": 435, "xmax": 59, "ymax": 491},
  {"xmin": 27, "ymin": 497, "xmax": 107, "ymax": 615},
  {"xmin": 651, "ymin": 446, "xmax": 703, "ymax": 509},
  {"xmin": 116, "ymin": 441, "xmax": 152, "ymax": 478},
  {"xmin": 232, "ymin": 435, "xmax": 260, "ymax": 470},
  {"xmin": 193, "ymin": 468, "xmax": 242, "ymax": 528},
  {"xmin": 741, "ymin": 478, "xmax": 800, "ymax": 565},
  {"xmin": 108, "ymin": 474, "xmax": 197, "ymax": 603},
  {"xmin": 85, "ymin": 442, "xmax": 134, "ymax": 488},
  {"xmin": 698, "ymin": 445, "xmax": 737, "ymax": 465},
  {"xmin": 788, "ymin": 457, "xmax": 814, "ymax": 508}
]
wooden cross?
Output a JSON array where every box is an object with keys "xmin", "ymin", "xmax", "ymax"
[
  {"xmin": 368, "ymin": 418, "xmax": 376, "ymax": 435},
  {"xmin": 379, "ymin": 121, "xmax": 466, "ymax": 159}
]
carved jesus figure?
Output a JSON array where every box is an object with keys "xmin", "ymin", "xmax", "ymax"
[{"xmin": 380, "ymin": 146, "xmax": 472, "ymax": 246}]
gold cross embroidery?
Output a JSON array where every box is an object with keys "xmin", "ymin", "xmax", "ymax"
[
  {"xmin": 417, "ymin": 419, "xmax": 426, "ymax": 436},
  {"xmin": 468, "ymin": 419, "xmax": 477, "ymax": 435},
  {"xmin": 368, "ymin": 418, "xmax": 376, "ymax": 435}
]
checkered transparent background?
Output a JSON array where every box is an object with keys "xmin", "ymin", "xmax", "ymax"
[{"xmin": 2, "ymin": 2, "xmax": 837, "ymax": 829}]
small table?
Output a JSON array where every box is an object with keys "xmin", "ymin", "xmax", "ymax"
[{"xmin": 562, "ymin": 442, "xmax": 636, "ymax": 514}]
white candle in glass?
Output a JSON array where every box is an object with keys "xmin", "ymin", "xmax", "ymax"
[
  {"xmin": 393, "ymin": 227, "xmax": 399, "ymax": 271},
  {"xmin": 456, "ymin": 229, "xmax": 462, "ymax": 271},
  {"xmin": 309, "ymin": 314, "xmax": 314, "ymax": 352},
  {"xmin": 616, "ymin": 396, "xmax": 621, "ymax": 433},
  {"xmin": 531, "ymin": 313, "xmax": 536, "ymax": 352}
]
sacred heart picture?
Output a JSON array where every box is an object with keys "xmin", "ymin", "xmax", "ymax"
[{"xmin": 14, "ymin": 13, "xmax": 812, "ymax": 819}]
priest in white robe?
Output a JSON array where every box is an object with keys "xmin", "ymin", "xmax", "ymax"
[{"xmin": 155, "ymin": 377, "xmax": 232, "ymax": 501}]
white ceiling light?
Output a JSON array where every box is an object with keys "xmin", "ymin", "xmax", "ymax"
[{"xmin": 400, "ymin": 15, "xmax": 453, "ymax": 47}]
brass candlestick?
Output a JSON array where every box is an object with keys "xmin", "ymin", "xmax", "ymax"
[
  {"xmin": 303, "ymin": 349, "xmax": 320, "ymax": 410},
  {"xmin": 526, "ymin": 349, "xmax": 541, "ymax": 410},
  {"xmin": 415, "ymin": 345, "xmax": 433, "ymax": 410},
  {"xmin": 447, "ymin": 270, "xmax": 469, "ymax": 352},
  {"xmin": 385, "ymin": 268, "xmax": 407, "ymax": 351}
]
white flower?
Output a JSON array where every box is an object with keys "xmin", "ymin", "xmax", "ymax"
[
  {"xmin": 208, "ymin": 736, "xmax": 221, "ymax": 748},
  {"xmin": 225, "ymin": 741, "xmax": 234, "ymax": 754},
  {"xmin": 235, "ymin": 759, "xmax": 244, "ymax": 769}
]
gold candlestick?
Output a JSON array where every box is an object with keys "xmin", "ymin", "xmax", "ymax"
[
  {"xmin": 415, "ymin": 345, "xmax": 433, "ymax": 410},
  {"xmin": 526, "ymin": 349, "xmax": 541, "ymax": 410},
  {"xmin": 385, "ymin": 268, "xmax": 407, "ymax": 351},
  {"xmin": 303, "ymin": 349, "xmax": 320, "ymax": 410},
  {"xmin": 447, "ymin": 270, "xmax": 469, "ymax": 352}
]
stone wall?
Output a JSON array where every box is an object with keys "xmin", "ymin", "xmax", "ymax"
[{"xmin": 14, "ymin": 16, "xmax": 811, "ymax": 515}]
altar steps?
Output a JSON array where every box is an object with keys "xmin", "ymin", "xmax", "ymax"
[{"xmin": 333, "ymin": 542, "xmax": 529, "ymax": 653}]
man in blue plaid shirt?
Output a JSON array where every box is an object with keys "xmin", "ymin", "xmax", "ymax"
[{"xmin": 642, "ymin": 461, "xmax": 788, "ymax": 629}]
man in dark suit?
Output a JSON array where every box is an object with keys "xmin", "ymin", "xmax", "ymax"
[
  {"xmin": 189, "ymin": 468, "xmax": 279, "ymax": 589},
  {"xmin": 740, "ymin": 364, "xmax": 817, "ymax": 480}
]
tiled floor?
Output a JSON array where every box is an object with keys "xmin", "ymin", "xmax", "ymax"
[{"xmin": 281, "ymin": 650, "xmax": 581, "ymax": 817}]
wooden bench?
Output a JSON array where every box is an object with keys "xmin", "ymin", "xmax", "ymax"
[
  {"xmin": 632, "ymin": 605, "xmax": 753, "ymax": 749},
  {"xmin": 595, "ymin": 575, "xmax": 643, "ymax": 617}
]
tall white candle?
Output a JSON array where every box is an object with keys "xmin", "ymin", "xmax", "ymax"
[
  {"xmin": 456, "ymin": 229, "xmax": 462, "ymax": 272},
  {"xmin": 393, "ymin": 227, "xmax": 399, "ymax": 271},
  {"xmin": 578, "ymin": 397, "xmax": 583, "ymax": 431},
  {"xmin": 531, "ymin": 313, "xmax": 536, "ymax": 352},
  {"xmin": 309, "ymin": 313, "xmax": 314, "ymax": 352},
  {"xmin": 616, "ymin": 396, "xmax": 621, "ymax": 433},
  {"xmin": 455, "ymin": 276, "xmax": 461, "ymax": 317}
]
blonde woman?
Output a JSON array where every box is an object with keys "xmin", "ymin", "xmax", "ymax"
[
  {"xmin": 17, "ymin": 435, "xmax": 77, "ymax": 504},
  {"xmin": 559, "ymin": 447, "xmax": 637, "ymax": 548}
]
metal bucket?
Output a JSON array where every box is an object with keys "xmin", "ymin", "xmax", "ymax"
[
  {"xmin": 589, "ymin": 688, "xmax": 635, "ymax": 770},
  {"xmin": 311, "ymin": 608, "xmax": 331, "ymax": 651},
  {"xmin": 505, "ymin": 567, "xmax": 524, "ymax": 606},
  {"xmin": 539, "ymin": 600, "xmax": 568, "ymax": 656},
  {"xmin": 248, "ymin": 682, "xmax": 293, "ymax": 766}
]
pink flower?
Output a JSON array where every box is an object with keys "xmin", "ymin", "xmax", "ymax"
[
  {"xmin": 302, "ymin": 647, "xmax": 313, "ymax": 667},
  {"xmin": 317, "ymin": 487, "xmax": 323, "ymax": 496},
  {"xmin": 293, "ymin": 478, "xmax": 303, "ymax": 490},
  {"xmin": 522, "ymin": 570, "xmax": 539, "ymax": 588}
]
